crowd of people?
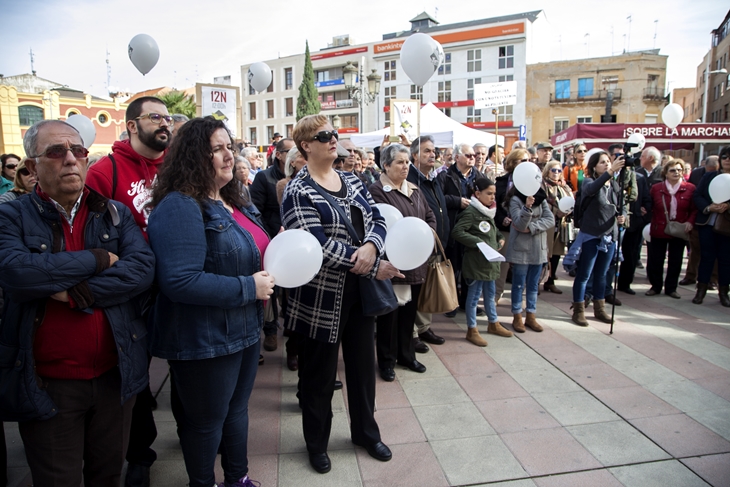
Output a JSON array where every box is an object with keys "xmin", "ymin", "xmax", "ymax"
[{"xmin": 0, "ymin": 98, "xmax": 728, "ymax": 487}]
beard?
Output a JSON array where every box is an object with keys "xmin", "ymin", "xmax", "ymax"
[{"xmin": 137, "ymin": 123, "xmax": 171, "ymax": 152}]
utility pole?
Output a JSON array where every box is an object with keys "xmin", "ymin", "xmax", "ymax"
[{"xmin": 29, "ymin": 48, "xmax": 36, "ymax": 76}]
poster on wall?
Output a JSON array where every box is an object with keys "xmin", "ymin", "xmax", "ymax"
[
  {"xmin": 198, "ymin": 84, "xmax": 239, "ymax": 138},
  {"xmin": 390, "ymin": 99, "xmax": 421, "ymax": 142}
]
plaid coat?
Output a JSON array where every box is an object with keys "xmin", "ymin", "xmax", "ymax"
[{"xmin": 280, "ymin": 166, "xmax": 387, "ymax": 343}]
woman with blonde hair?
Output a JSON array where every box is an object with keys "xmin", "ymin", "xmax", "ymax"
[
  {"xmin": 542, "ymin": 160, "xmax": 572, "ymax": 293},
  {"xmin": 0, "ymin": 158, "xmax": 36, "ymax": 204}
]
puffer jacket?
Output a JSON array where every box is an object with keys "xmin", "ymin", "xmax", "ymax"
[
  {"xmin": 505, "ymin": 196, "xmax": 554, "ymax": 265},
  {"xmin": 0, "ymin": 188, "xmax": 155, "ymax": 421}
]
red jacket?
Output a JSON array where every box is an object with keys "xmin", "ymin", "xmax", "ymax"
[
  {"xmin": 650, "ymin": 181, "xmax": 697, "ymax": 239},
  {"xmin": 86, "ymin": 140, "xmax": 166, "ymax": 236}
]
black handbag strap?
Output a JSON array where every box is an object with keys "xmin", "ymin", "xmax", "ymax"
[{"xmin": 303, "ymin": 176, "xmax": 363, "ymax": 246}]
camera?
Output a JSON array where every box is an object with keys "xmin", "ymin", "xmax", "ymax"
[{"xmin": 621, "ymin": 143, "xmax": 642, "ymax": 168}]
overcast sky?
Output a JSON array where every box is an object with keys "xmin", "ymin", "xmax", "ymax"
[{"xmin": 0, "ymin": 0, "xmax": 725, "ymax": 99}]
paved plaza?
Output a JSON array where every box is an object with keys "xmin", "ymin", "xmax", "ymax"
[{"xmin": 5, "ymin": 258, "xmax": 730, "ymax": 487}]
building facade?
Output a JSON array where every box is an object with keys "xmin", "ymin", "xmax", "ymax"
[
  {"xmin": 240, "ymin": 10, "xmax": 550, "ymax": 149},
  {"xmin": 526, "ymin": 50, "xmax": 668, "ymax": 144}
]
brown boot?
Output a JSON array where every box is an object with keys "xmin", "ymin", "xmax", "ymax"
[
  {"xmin": 525, "ymin": 312, "xmax": 543, "ymax": 332},
  {"xmin": 466, "ymin": 327, "xmax": 488, "ymax": 347},
  {"xmin": 720, "ymin": 286, "xmax": 730, "ymax": 308},
  {"xmin": 571, "ymin": 302, "xmax": 588, "ymax": 327},
  {"xmin": 692, "ymin": 283, "xmax": 708, "ymax": 304},
  {"xmin": 487, "ymin": 321, "xmax": 513, "ymax": 337},
  {"xmin": 593, "ymin": 299, "xmax": 612, "ymax": 323},
  {"xmin": 512, "ymin": 313, "xmax": 526, "ymax": 333}
]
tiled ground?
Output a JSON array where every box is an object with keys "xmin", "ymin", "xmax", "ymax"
[{"xmin": 5, "ymin": 252, "xmax": 730, "ymax": 487}]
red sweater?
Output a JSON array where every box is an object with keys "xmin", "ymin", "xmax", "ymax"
[
  {"xmin": 86, "ymin": 139, "xmax": 166, "ymax": 237},
  {"xmin": 33, "ymin": 188, "xmax": 118, "ymax": 380}
]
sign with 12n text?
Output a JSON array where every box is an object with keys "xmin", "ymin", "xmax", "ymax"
[{"xmin": 201, "ymin": 86, "xmax": 238, "ymax": 138}]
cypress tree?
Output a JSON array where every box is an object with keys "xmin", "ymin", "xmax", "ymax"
[{"xmin": 296, "ymin": 41, "xmax": 321, "ymax": 121}]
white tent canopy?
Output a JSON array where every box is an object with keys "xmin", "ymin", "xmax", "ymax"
[{"xmin": 349, "ymin": 102, "xmax": 503, "ymax": 149}]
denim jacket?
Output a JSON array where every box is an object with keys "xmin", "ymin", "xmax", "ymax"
[{"xmin": 146, "ymin": 192, "xmax": 266, "ymax": 360}]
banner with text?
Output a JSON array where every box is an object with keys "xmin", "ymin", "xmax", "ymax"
[{"xmin": 473, "ymin": 81, "xmax": 517, "ymax": 109}]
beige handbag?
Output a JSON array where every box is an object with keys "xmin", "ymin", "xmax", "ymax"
[{"xmin": 417, "ymin": 231, "xmax": 459, "ymax": 314}]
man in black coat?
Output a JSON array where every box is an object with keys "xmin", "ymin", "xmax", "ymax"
[
  {"xmin": 682, "ymin": 156, "xmax": 719, "ymax": 285},
  {"xmin": 617, "ymin": 172, "xmax": 652, "ymax": 294}
]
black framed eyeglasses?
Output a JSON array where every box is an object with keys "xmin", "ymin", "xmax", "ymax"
[
  {"xmin": 30, "ymin": 145, "xmax": 89, "ymax": 159},
  {"xmin": 135, "ymin": 113, "xmax": 174, "ymax": 125},
  {"xmin": 312, "ymin": 130, "xmax": 338, "ymax": 143}
]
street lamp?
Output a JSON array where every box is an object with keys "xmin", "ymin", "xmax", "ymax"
[
  {"xmin": 343, "ymin": 59, "xmax": 381, "ymax": 133},
  {"xmin": 699, "ymin": 67, "xmax": 728, "ymax": 161},
  {"xmin": 332, "ymin": 114, "xmax": 341, "ymax": 130}
]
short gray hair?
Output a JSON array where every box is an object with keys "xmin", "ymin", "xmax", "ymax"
[
  {"xmin": 23, "ymin": 120, "xmax": 80, "ymax": 157},
  {"xmin": 284, "ymin": 147, "xmax": 302, "ymax": 177},
  {"xmin": 241, "ymin": 147, "xmax": 257, "ymax": 159},
  {"xmin": 473, "ymin": 142, "xmax": 488, "ymax": 151},
  {"xmin": 234, "ymin": 155, "xmax": 250, "ymax": 168},
  {"xmin": 643, "ymin": 146, "xmax": 661, "ymax": 166},
  {"xmin": 410, "ymin": 135, "xmax": 435, "ymax": 160},
  {"xmin": 512, "ymin": 140, "xmax": 527, "ymax": 150},
  {"xmin": 705, "ymin": 155, "xmax": 719, "ymax": 169},
  {"xmin": 453, "ymin": 143, "xmax": 471, "ymax": 157},
  {"xmin": 382, "ymin": 144, "xmax": 410, "ymax": 167}
]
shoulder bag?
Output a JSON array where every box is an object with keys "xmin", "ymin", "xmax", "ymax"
[
  {"xmin": 417, "ymin": 229, "xmax": 459, "ymax": 314},
  {"xmin": 661, "ymin": 194, "xmax": 690, "ymax": 241},
  {"xmin": 303, "ymin": 177, "xmax": 398, "ymax": 317},
  {"xmin": 713, "ymin": 209, "xmax": 730, "ymax": 237}
]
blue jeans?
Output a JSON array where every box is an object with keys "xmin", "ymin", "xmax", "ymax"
[
  {"xmin": 511, "ymin": 264, "xmax": 542, "ymax": 314},
  {"xmin": 169, "ymin": 344, "xmax": 259, "ymax": 487},
  {"xmin": 465, "ymin": 279, "xmax": 499, "ymax": 328},
  {"xmin": 573, "ymin": 239, "xmax": 616, "ymax": 303},
  {"xmin": 585, "ymin": 260, "xmax": 616, "ymax": 300}
]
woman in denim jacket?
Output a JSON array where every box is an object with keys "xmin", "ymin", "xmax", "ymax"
[{"xmin": 146, "ymin": 117, "xmax": 275, "ymax": 487}]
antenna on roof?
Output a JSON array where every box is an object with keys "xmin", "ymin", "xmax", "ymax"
[
  {"xmin": 106, "ymin": 47, "xmax": 112, "ymax": 92},
  {"xmin": 626, "ymin": 15, "xmax": 632, "ymax": 52},
  {"xmin": 30, "ymin": 48, "xmax": 36, "ymax": 76},
  {"xmin": 653, "ymin": 19, "xmax": 659, "ymax": 49},
  {"xmin": 435, "ymin": 7, "xmax": 439, "ymax": 20}
]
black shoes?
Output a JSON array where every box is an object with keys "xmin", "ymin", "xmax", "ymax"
[
  {"xmin": 444, "ymin": 308, "xmax": 458, "ymax": 318},
  {"xmin": 334, "ymin": 380, "xmax": 343, "ymax": 391},
  {"xmin": 124, "ymin": 463, "xmax": 150, "ymax": 487},
  {"xmin": 618, "ymin": 287, "xmax": 636, "ymax": 295},
  {"xmin": 412, "ymin": 337, "xmax": 429, "ymax": 354},
  {"xmin": 309, "ymin": 452, "xmax": 331, "ymax": 473},
  {"xmin": 397, "ymin": 360, "xmax": 426, "ymax": 373},
  {"xmin": 605, "ymin": 294, "xmax": 622, "ymax": 306},
  {"xmin": 354, "ymin": 441, "xmax": 392, "ymax": 462},
  {"xmin": 418, "ymin": 329, "xmax": 445, "ymax": 345},
  {"xmin": 379, "ymin": 367, "xmax": 395, "ymax": 382}
]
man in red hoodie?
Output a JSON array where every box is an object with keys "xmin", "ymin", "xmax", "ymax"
[{"xmin": 86, "ymin": 96, "xmax": 171, "ymax": 487}]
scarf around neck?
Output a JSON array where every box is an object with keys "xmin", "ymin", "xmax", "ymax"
[
  {"xmin": 665, "ymin": 180, "xmax": 681, "ymax": 220},
  {"xmin": 470, "ymin": 196, "xmax": 497, "ymax": 219}
]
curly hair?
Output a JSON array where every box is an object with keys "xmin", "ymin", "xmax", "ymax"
[{"xmin": 149, "ymin": 117, "xmax": 246, "ymax": 210}]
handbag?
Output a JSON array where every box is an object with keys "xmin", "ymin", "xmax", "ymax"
[
  {"xmin": 661, "ymin": 194, "xmax": 690, "ymax": 241},
  {"xmin": 713, "ymin": 210, "xmax": 730, "ymax": 237},
  {"xmin": 417, "ymin": 229, "xmax": 459, "ymax": 314},
  {"xmin": 303, "ymin": 177, "xmax": 398, "ymax": 317}
]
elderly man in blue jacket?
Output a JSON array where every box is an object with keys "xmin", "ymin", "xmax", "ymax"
[{"xmin": 0, "ymin": 120, "xmax": 154, "ymax": 486}]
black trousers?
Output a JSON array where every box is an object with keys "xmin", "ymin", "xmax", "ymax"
[
  {"xmin": 125, "ymin": 355, "xmax": 157, "ymax": 468},
  {"xmin": 18, "ymin": 367, "xmax": 135, "ymax": 487},
  {"xmin": 647, "ymin": 236, "xmax": 686, "ymax": 294},
  {"xmin": 376, "ymin": 284, "xmax": 421, "ymax": 369},
  {"xmin": 618, "ymin": 229, "xmax": 643, "ymax": 290},
  {"xmin": 1, "ymin": 423, "xmax": 7, "ymax": 487},
  {"xmin": 298, "ymin": 287, "xmax": 380, "ymax": 454}
]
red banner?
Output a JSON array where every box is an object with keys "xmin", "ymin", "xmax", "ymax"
[
  {"xmin": 311, "ymin": 46, "xmax": 368, "ymax": 61},
  {"xmin": 551, "ymin": 123, "xmax": 730, "ymax": 150}
]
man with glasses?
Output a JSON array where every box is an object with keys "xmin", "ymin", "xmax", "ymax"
[
  {"xmin": 86, "ymin": 95, "xmax": 172, "ymax": 487},
  {"xmin": 0, "ymin": 120, "xmax": 154, "ymax": 487}
]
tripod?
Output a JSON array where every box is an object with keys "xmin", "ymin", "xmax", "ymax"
[{"xmin": 608, "ymin": 166, "xmax": 629, "ymax": 334}]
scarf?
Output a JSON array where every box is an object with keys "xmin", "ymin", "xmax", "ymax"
[
  {"xmin": 665, "ymin": 180, "xmax": 681, "ymax": 220},
  {"xmin": 470, "ymin": 196, "xmax": 497, "ymax": 218}
]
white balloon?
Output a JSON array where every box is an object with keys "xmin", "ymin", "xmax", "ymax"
[
  {"xmin": 512, "ymin": 162, "xmax": 542, "ymax": 196},
  {"xmin": 558, "ymin": 196, "xmax": 575, "ymax": 213},
  {"xmin": 661, "ymin": 103, "xmax": 684, "ymax": 129},
  {"xmin": 585, "ymin": 147, "xmax": 603, "ymax": 162},
  {"xmin": 627, "ymin": 132, "xmax": 646, "ymax": 155},
  {"xmin": 385, "ymin": 217, "xmax": 434, "ymax": 271},
  {"xmin": 64, "ymin": 115, "xmax": 96, "ymax": 148},
  {"xmin": 248, "ymin": 62, "xmax": 272, "ymax": 93},
  {"xmin": 373, "ymin": 203, "xmax": 403, "ymax": 230},
  {"xmin": 642, "ymin": 224, "xmax": 651, "ymax": 243},
  {"xmin": 709, "ymin": 173, "xmax": 730, "ymax": 204},
  {"xmin": 128, "ymin": 34, "xmax": 159, "ymax": 76},
  {"xmin": 263, "ymin": 229, "xmax": 323, "ymax": 288},
  {"xmin": 400, "ymin": 33, "xmax": 441, "ymax": 87}
]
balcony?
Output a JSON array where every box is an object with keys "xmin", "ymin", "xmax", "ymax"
[
  {"xmin": 643, "ymin": 87, "xmax": 666, "ymax": 101},
  {"xmin": 550, "ymin": 89, "xmax": 622, "ymax": 104}
]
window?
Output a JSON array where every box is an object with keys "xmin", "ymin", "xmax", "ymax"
[
  {"xmin": 315, "ymin": 66, "xmax": 345, "ymax": 83},
  {"xmin": 285, "ymin": 98, "xmax": 293, "ymax": 117},
  {"xmin": 497, "ymin": 105, "xmax": 513, "ymax": 122},
  {"xmin": 266, "ymin": 126, "xmax": 275, "ymax": 141},
  {"xmin": 467, "ymin": 106, "xmax": 482, "ymax": 123},
  {"xmin": 467, "ymin": 78, "xmax": 481, "ymax": 100},
  {"xmin": 498, "ymin": 45, "xmax": 514, "ymax": 69},
  {"xmin": 410, "ymin": 85, "xmax": 423, "ymax": 102},
  {"xmin": 578, "ymin": 78, "xmax": 594, "ymax": 97},
  {"xmin": 266, "ymin": 100, "xmax": 274, "ymax": 118},
  {"xmin": 467, "ymin": 49, "xmax": 482, "ymax": 72},
  {"xmin": 286, "ymin": 124, "xmax": 293, "ymax": 137},
  {"xmin": 438, "ymin": 53, "xmax": 451, "ymax": 75},
  {"xmin": 266, "ymin": 71, "xmax": 274, "ymax": 92},
  {"xmin": 96, "ymin": 111, "xmax": 110, "ymax": 126},
  {"xmin": 441, "ymin": 108, "xmax": 451, "ymax": 117},
  {"xmin": 384, "ymin": 60, "xmax": 396, "ymax": 81},
  {"xmin": 645, "ymin": 114, "xmax": 657, "ymax": 124},
  {"xmin": 554, "ymin": 118, "xmax": 569, "ymax": 134},
  {"xmin": 248, "ymin": 82, "xmax": 256, "ymax": 95},
  {"xmin": 498, "ymin": 75, "xmax": 514, "ymax": 82},
  {"xmin": 249, "ymin": 127, "xmax": 257, "ymax": 146},
  {"xmin": 339, "ymin": 114, "xmax": 358, "ymax": 128},
  {"xmin": 725, "ymin": 103, "xmax": 728, "ymax": 121},
  {"xmin": 577, "ymin": 116, "xmax": 593, "ymax": 123},
  {"xmin": 285, "ymin": 68, "xmax": 293, "ymax": 90},
  {"xmin": 384, "ymin": 86, "xmax": 396, "ymax": 126},
  {"xmin": 602, "ymin": 76, "xmax": 618, "ymax": 91},
  {"xmin": 18, "ymin": 105, "xmax": 43, "ymax": 126},
  {"xmin": 437, "ymin": 81, "xmax": 451, "ymax": 102},
  {"xmin": 249, "ymin": 102, "xmax": 256, "ymax": 121},
  {"xmin": 555, "ymin": 80, "xmax": 570, "ymax": 99}
]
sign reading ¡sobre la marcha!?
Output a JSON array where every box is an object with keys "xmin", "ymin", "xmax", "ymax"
[
  {"xmin": 200, "ymin": 86, "xmax": 238, "ymax": 138},
  {"xmin": 473, "ymin": 81, "xmax": 517, "ymax": 109}
]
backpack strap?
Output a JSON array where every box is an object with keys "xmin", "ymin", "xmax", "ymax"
[{"xmin": 108, "ymin": 153, "xmax": 118, "ymax": 199}]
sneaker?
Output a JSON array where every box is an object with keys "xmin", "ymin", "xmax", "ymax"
[{"xmin": 220, "ymin": 475, "xmax": 261, "ymax": 487}]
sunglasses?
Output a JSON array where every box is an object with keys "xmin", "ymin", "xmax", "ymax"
[
  {"xmin": 30, "ymin": 145, "xmax": 89, "ymax": 159},
  {"xmin": 4, "ymin": 164, "xmax": 17, "ymax": 170},
  {"xmin": 312, "ymin": 130, "xmax": 338, "ymax": 143},
  {"xmin": 463, "ymin": 153, "xmax": 476, "ymax": 159},
  {"xmin": 135, "ymin": 113, "xmax": 174, "ymax": 125},
  {"xmin": 722, "ymin": 154, "xmax": 730, "ymax": 160},
  {"xmin": 19, "ymin": 168, "xmax": 30, "ymax": 176},
  {"xmin": 550, "ymin": 168, "xmax": 562, "ymax": 173},
  {"xmin": 613, "ymin": 153, "xmax": 624, "ymax": 158},
  {"xmin": 575, "ymin": 149, "xmax": 587, "ymax": 154},
  {"xmin": 520, "ymin": 158, "xmax": 530, "ymax": 163}
]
